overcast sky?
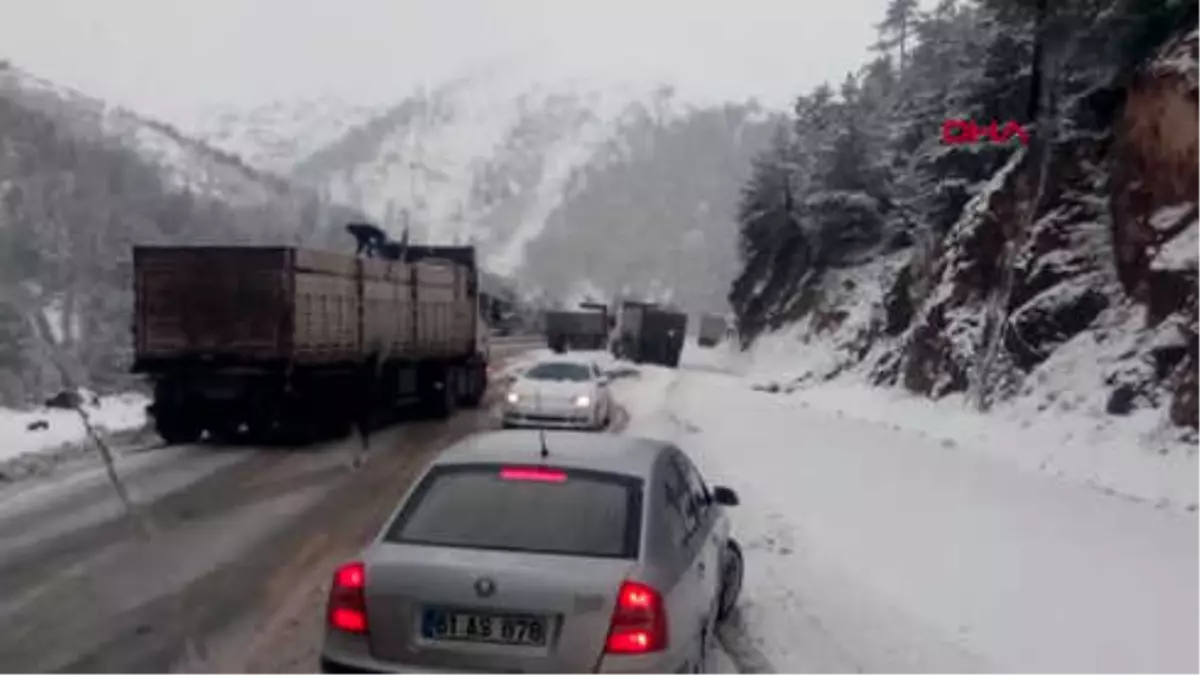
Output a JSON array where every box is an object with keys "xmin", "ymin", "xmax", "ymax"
[{"xmin": 0, "ymin": 0, "xmax": 890, "ymax": 125}]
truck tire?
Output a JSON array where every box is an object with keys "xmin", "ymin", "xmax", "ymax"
[
  {"xmin": 155, "ymin": 410, "xmax": 202, "ymax": 445},
  {"xmin": 459, "ymin": 362, "xmax": 487, "ymax": 409},
  {"xmin": 420, "ymin": 367, "xmax": 457, "ymax": 419},
  {"xmin": 432, "ymin": 379, "xmax": 456, "ymax": 418}
]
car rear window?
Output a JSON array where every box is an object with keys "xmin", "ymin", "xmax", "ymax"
[{"xmin": 384, "ymin": 464, "xmax": 642, "ymax": 559}]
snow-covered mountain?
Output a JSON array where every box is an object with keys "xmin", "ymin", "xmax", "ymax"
[
  {"xmin": 185, "ymin": 66, "xmax": 779, "ymax": 307},
  {"xmin": 291, "ymin": 74, "xmax": 702, "ymax": 276},
  {"xmin": 0, "ymin": 62, "xmax": 298, "ymax": 207},
  {"xmin": 192, "ymin": 97, "xmax": 383, "ymax": 175}
]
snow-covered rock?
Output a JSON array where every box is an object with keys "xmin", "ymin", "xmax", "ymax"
[{"xmin": 1110, "ymin": 24, "xmax": 1199, "ymax": 428}]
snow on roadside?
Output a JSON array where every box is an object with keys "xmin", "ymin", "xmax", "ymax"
[
  {"xmin": 730, "ymin": 314, "xmax": 1198, "ymax": 511},
  {"xmin": 613, "ymin": 365, "xmax": 988, "ymax": 672},
  {"xmin": 0, "ymin": 393, "xmax": 150, "ymax": 464},
  {"xmin": 613, "ymin": 353, "xmax": 1198, "ymax": 673}
]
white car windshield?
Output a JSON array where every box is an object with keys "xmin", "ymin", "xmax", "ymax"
[{"xmin": 524, "ymin": 362, "xmax": 592, "ymax": 382}]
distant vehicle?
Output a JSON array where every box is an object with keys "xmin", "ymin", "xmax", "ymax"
[
  {"xmin": 545, "ymin": 307, "xmax": 609, "ymax": 352},
  {"xmin": 697, "ymin": 314, "xmax": 728, "ymax": 348},
  {"xmin": 502, "ymin": 357, "xmax": 614, "ymax": 431},
  {"xmin": 319, "ymin": 430, "xmax": 745, "ymax": 673},
  {"xmin": 131, "ymin": 226, "xmax": 489, "ymax": 444},
  {"xmin": 612, "ymin": 301, "xmax": 687, "ymax": 368}
]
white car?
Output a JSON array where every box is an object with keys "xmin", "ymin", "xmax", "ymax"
[{"xmin": 502, "ymin": 358, "xmax": 613, "ymax": 431}]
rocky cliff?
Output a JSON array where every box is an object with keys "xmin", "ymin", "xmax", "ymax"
[
  {"xmin": 1110, "ymin": 26, "xmax": 1199, "ymax": 427},
  {"xmin": 741, "ymin": 19, "xmax": 1198, "ymax": 438}
]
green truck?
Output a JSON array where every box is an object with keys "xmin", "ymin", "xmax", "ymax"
[{"xmin": 612, "ymin": 300, "xmax": 687, "ymax": 368}]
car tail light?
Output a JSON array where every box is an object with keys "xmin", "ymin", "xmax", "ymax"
[
  {"xmin": 499, "ymin": 467, "xmax": 567, "ymax": 483},
  {"xmin": 327, "ymin": 561, "xmax": 368, "ymax": 634},
  {"xmin": 605, "ymin": 580, "xmax": 667, "ymax": 654}
]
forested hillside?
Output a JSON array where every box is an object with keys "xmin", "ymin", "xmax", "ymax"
[
  {"xmin": 729, "ymin": 0, "xmax": 1198, "ymax": 429},
  {"xmin": 0, "ymin": 92, "xmax": 359, "ymax": 406},
  {"xmin": 522, "ymin": 101, "xmax": 779, "ymax": 312}
]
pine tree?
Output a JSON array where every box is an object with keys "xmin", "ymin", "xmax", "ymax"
[
  {"xmin": 728, "ymin": 125, "xmax": 805, "ymax": 341},
  {"xmin": 873, "ymin": 0, "xmax": 921, "ymax": 72}
]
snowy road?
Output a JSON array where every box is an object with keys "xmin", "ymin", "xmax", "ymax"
[
  {"xmin": 614, "ymin": 349, "xmax": 1198, "ymax": 673},
  {"xmin": 0, "ymin": 406, "xmax": 506, "ymax": 671},
  {"xmin": 0, "ymin": 339, "xmax": 1192, "ymax": 673},
  {"xmin": 0, "ymin": 343, "xmax": 555, "ymax": 672}
]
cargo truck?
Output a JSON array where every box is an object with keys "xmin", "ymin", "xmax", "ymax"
[
  {"xmin": 544, "ymin": 307, "xmax": 609, "ymax": 352},
  {"xmin": 612, "ymin": 300, "xmax": 688, "ymax": 368},
  {"xmin": 132, "ymin": 239, "xmax": 489, "ymax": 444}
]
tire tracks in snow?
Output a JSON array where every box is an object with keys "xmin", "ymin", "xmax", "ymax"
[{"xmin": 658, "ymin": 367, "xmax": 778, "ymax": 674}]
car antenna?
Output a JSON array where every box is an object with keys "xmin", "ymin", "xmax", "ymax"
[{"xmin": 538, "ymin": 428, "xmax": 550, "ymax": 459}]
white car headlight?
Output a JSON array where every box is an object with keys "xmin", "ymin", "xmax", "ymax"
[
  {"xmin": 573, "ymin": 395, "xmax": 591, "ymax": 408},
  {"xmin": 506, "ymin": 391, "xmax": 520, "ymax": 404}
]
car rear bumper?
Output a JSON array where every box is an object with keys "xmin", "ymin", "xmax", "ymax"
[
  {"xmin": 321, "ymin": 651, "xmax": 685, "ymax": 674},
  {"xmin": 322, "ymin": 632, "xmax": 684, "ymax": 673}
]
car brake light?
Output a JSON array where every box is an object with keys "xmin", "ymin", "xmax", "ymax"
[
  {"xmin": 605, "ymin": 580, "xmax": 667, "ymax": 654},
  {"xmin": 499, "ymin": 467, "xmax": 567, "ymax": 483},
  {"xmin": 327, "ymin": 561, "xmax": 368, "ymax": 634}
]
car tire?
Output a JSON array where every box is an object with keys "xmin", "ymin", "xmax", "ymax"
[{"xmin": 717, "ymin": 539, "xmax": 744, "ymax": 623}]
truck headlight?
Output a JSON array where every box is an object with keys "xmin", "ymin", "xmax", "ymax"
[
  {"xmin": 506, "ymin": 392, "xmax": 520, "ymax": 404},
  {"xmin": 573, "ymin": 395, "xmax": 591, "ymax": 408}
]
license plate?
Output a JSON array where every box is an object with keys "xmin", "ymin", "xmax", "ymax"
[{"xmin": 421, "ymin": 608, "xmax": 549, "ymax": 647}]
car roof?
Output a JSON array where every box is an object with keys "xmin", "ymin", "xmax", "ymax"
[{"xmin": 434, "ymin": 430, "xmax": 667, "ymax": 480}]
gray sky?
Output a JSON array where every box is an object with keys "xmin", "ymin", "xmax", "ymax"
[{"xmin": 0, "ymin": 0, "xmax": 889, "ymax": 124}]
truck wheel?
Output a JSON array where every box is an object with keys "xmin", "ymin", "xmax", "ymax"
[
  {"xmin": 432, "ymin": 380, "xmax": 456, "ymax": 418},
  {"xmin": 156, "ymin": 413, "xmax": 202, "ymax": 445},
  {"xmin": 421, "ymin": 368, "xmax": 457, "ymax": 419},
  {"xmin": 459, "ymin": 363, "xmax": 487, "ymax": 408}
]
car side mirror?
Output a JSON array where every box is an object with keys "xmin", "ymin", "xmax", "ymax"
[{"xmin": 711, "ymin": 485, "xmax": 739, "ymax": 507}]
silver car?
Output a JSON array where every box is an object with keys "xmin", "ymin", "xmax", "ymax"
[{"xmin": 320, "ymin": 430, "xmax": 745, "ymax": 673}]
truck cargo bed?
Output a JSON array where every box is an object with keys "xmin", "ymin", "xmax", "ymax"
[{"xmin": 133, "ymin": 246, "xmax": 475, "ymax": 369}]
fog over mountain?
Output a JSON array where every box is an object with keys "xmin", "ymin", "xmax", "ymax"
[{"xmin": 184, "ymin": 65, "xmax": 783, "ymax": 312}]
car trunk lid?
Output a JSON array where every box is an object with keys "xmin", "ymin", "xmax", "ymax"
[{"xmin": 364, "ymin": 545, "xmax": 635, "ymax": 672}]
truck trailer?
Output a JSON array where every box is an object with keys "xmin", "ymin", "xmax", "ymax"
[
  {"xmin": 132, "ymin": 243, "xmax": 488, "ymax": 444},
  {"xmin": 544, "ymin": 308, "xmax": 609, "ymax": 352},
  {"xmin": 612, "ymin": 301, "xmax": 688, "ymax": 368}
]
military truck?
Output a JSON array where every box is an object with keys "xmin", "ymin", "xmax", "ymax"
[
  {"xmin": 612, "ymin": 300, "xmax": 688, "ymax": 368},
  {"xmin": 132, "ymin": 226, "xmax": 489, "ymax": 444}
]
